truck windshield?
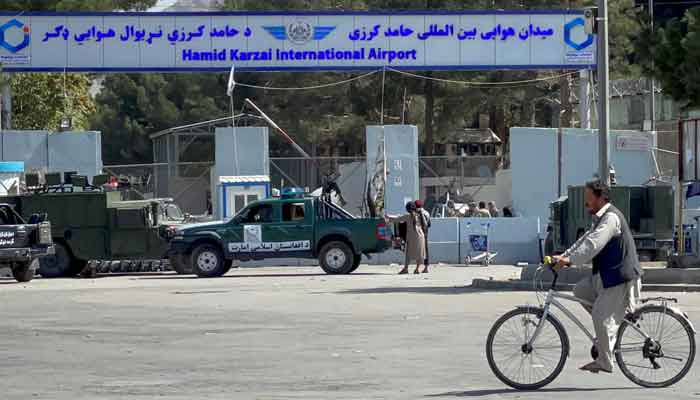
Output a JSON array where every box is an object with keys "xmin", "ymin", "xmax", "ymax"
[{"xmin": 165, "ymin": 203, "xmax": 184, "ymax": 220}]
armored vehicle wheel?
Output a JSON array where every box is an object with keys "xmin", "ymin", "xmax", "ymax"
[
  {"xmin": 319, "ymin": 241, "xmax": 355, "ymax": 274},
  {"xmin": 38, "ymin": 242, "xmax": 74, "ymax": 278},
  {"xmin": 192, "ymin": 244, "xmax": 230, "ymax": 278},
  {"xmin": 169, "ymin": 255, "xmax": 192, "ymax": 275},
  {"xmin": 12, "ymin": 259, "xmax": 38, "ymax": 282}
]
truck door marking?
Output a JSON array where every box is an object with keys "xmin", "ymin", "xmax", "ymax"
[
  {"xmin": 243, "ymin": 225, "xmax": 262, "ymax": 243},
  {"xmin": 228, "ymin": 240, "xmax": 310, "ymax": 253}
]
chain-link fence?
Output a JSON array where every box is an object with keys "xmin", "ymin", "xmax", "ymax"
[{"xmin": 102, "ymin": 155, "xmax": 501, "ymax": 215}]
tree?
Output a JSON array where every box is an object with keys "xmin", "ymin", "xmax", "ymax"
[
  {"xmin": 92, "ymin": 73, "xmax": 240, "ymax": 163},
  {"xmin": 9, "ymin": 73, "xmax": 95, "ymax": 130},
  {"xmin": 2, "ymin": 0, "xmax": 156, "ymax": 130},
  {"xmin": 635, "ymin": 7, "xmax": 700, "ymax": 110},
  {"xmin": 603, "ymin": 0, "xmax": 643, "ymax": 79},
  {"xmin": 1, "ymin": 0, "xmax": 155, "ymax": 11}
]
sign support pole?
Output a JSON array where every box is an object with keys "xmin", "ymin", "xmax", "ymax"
[{"xmin": 597, "ymin": 0, "xmax": 610, "ymax": 185}]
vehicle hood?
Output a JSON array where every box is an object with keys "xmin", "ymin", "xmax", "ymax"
[{"xmin": 177, "ymin": 220, "xmax": 226, "ymax": 234}]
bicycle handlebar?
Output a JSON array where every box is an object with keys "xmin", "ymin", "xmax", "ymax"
[{"xmin": 542, "ymin": 256, "xmax": 559, "ymax": 291}]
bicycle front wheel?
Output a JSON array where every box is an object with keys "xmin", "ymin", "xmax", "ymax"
[
  {"xmin": 486, "ymin": 307, "xmax": 569, "ymax": 390},
  {"xmin": 616, "ymin": 305, "xmax": 696, "ymax": 388}
]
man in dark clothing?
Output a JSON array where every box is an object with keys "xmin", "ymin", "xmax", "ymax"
[{"xmin": 553, "ymin": 180, "xmax": 643, "ymax": 374}]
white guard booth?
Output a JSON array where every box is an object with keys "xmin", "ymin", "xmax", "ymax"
[
  {"xmin": 217, "ymin": 176, "xmax": 271, "ymax": 220},
  {"xmin": 0, "ymin": 161, "xmax": 24, "ymax": 195}
]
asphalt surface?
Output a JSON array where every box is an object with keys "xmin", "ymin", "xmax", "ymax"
[{"xmin": 1, "ymin": 264, "xmax": 699, "ymax": 399}]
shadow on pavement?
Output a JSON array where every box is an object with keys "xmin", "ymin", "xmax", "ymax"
[
  {"xmin": 137, "ymin": 272, "xmax": 387, "ymax": 280},
  {"xmin": 427, "ymin": 387, "xmax": 636, "ymax": 397},
  {"xmin": 338, "ymin": 285, "xmax": 485, "ymax": 295}
]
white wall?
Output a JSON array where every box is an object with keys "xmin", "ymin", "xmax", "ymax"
[
  {"xmin": 511, "ymin": 127, "xmax": 657, "ymax": 224},
  {"xmin": 364, "ymin": 216, "xmax": 541, "ymax": 265},
  {"xmin": 1, "ymin": 130, "xmax": 102, "ymax": 179},
  {"xmin": 459, "ymin": 217, "xmax": 541, "ymax": 265},
  {"xmin": 48, "ymin": 131, "xmax": 102, "ymax": 178},
  {"xmin": 463, "ymin": 169, "xmax": 512, "ymax": 209},
  {"xmin": 366, "ymin": 125, "xmax": 420, "ymax": 215}
]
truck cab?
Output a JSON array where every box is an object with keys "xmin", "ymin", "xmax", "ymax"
[
  {"xmin": 168, "ymin": 194, "xmax": 390, "ymax": 277},
  {"xmin": 0, "ymin": 204, "xmax": 54, "ymax": 282}
]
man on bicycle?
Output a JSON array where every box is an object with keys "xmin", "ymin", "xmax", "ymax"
[{"xmin": 552, "ymin": 180, "xmax": 643, "ymax": 374}]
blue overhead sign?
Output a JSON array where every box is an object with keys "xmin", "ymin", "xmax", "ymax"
[{"xmin": 0, "ymin": 11, "xmax": 596, "ymax": 72}]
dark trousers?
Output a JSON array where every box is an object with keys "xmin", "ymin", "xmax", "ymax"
[{"xmin": 424, "ymin": 229, "xmax": 429, "ymax": 266}]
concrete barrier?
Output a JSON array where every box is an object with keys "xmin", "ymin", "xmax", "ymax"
[
  {"xmin": 459, "ymin": 217, "xmax": 541, "ymax": 265},
  {"xmin": 520, "ymin": 264, "xmax": 700, "ymax": 285},
  {"xmin": 242, "ymin": 216, "xmax": 541, "ymax": 268}
]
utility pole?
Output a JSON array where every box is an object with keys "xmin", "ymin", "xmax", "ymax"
[
  {"xmin": 648, "ymin": 0, "xmax": 656, "ymax": 132},
  {"xmin": 597, "ymin": 0, "xmax": 610, "ymax": 184}
]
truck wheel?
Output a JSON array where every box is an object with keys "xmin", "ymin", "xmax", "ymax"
[
  {"xmin": 319, "ymin": 241, "xmax": 355, "ymax": 275},
  {"xmin": 169, "ymin": 255, "xmax": 192, "ymax": 275},
  {"xmin": 192, "ymin": 244, "xmax": 230, "ymax": 278},
  {"xmin": 12, "ymin": 259, "xmax": 38, "ymax": 282},
  {"xmin": 38, "ymin": 242, "xmax": 73, "ymax": 278},
  {"xmin": 348, "ymin": 254, "xmax": 362, "ymax": 273}
]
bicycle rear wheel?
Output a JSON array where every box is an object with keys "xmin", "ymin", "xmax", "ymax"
[
  {"xmin": 486, "ymin": 307, "xmax": 569, "ymax": 390},
  {"xmin": 616, "ymin": 305, "xmax": 696, "ymax": 388}
]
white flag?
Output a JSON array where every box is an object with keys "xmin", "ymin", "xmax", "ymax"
[{"xmin": 226, "ymin": 64, "xmax": 235, "ymax": 97}]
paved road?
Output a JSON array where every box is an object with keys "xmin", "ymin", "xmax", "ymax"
[{"xmin": 1, "ymin": 264, "xmax": 698, "ymax": 399}]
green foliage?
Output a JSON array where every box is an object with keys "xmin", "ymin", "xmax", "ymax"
[
  {"xmin": 3, "ymin": 0, "xmax": 156, "ymax": 134},
  {"xmin": 636, "ymin": 7, "xmax": 700, "ymax": 110},
  {"xmin": 9, "ymin": 73, "xmax": 95, "ymax": 130}
]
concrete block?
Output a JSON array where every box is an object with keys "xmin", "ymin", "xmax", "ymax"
[
  {"xmin": 459, "ymin": 217, "xmax": 541, "ymax": 264},
  {"xmin": 48, "ymin": 131, "xmax": 102, "ymax": 178},
  {"xmin": 2, "ymin": 130, "xmax": 49, "ymax": 172},
  {"xmin": 667, "ymin": 255, "xmax": 700, "ymax": 269},
  {"xmin": 642, "ymin": 267, "xmax": 700, "ymax": 285},
  {"xmin": 472, "ymin": 278, "xmax": 700, "ymax": 293}
]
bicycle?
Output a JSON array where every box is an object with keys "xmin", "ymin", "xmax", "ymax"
[{"xmin": 485, "ymin": 257, "xmax": 696, "ymax": 390}]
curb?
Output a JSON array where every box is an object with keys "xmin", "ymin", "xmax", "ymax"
[{"xmin": 471, "ymin": 279, "xmax": 700, "ymax": 292}]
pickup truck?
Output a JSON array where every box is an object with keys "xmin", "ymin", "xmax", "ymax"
[
  {"xmin": 0, "ymin": 204, "xmax": 54, "ymax": 282},
  {"xmin": 167, "ymin": 196, "xmax": 390, "ymax": 277}
]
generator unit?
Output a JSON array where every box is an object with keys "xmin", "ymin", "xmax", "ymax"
[{"xmin": 547, "ymin": 185, "xmax": 674, "ymax": 261}]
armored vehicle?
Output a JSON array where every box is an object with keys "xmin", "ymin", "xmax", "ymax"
[{"xmin": 0, "ymin": 191, "xmax": 183, "ymax": 277}]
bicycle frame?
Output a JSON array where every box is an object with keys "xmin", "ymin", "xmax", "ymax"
[{"xmin": 527, "ymin": 289, "xmax": 651, "ymax": 350}]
